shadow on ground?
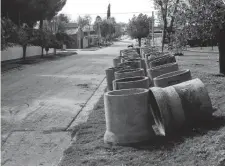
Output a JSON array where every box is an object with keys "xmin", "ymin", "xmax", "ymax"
[{"xmin": 1, "ymin": 52, "xmax": 77, "ymax": 73}]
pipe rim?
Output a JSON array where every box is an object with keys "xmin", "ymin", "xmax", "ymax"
[
  {"xmin": 150, "ymin": 62, "xmax": 178, "ymax": 70},
  {"xmin": 154, "ymin": 69, "xmax": 191, "ymax": 81},
  {"xmin": 150, "ymin": 55, "xmax": 174, "ymax": 63},
  {"xmin": 114, "ymin": 76, "xmax": 148, "ymax": 84},
  {"xmin": 105, "ymin": 88, "xmax": 149, "ymax": 97},
  {"xmin": 116, "ymin": 68, "xmax": 143, "ymax": 74}
]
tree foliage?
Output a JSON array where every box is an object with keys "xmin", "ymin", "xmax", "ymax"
[
  {"xmin": 1, "ymin": 0, "xmax": 67, "ymax": 29},
  {"xmin": 127, "ymin": 13, "xmax": 152, "ymax": 46},
  {"xmin": 77, "ymin": 15, "xmax": 92, "ymax": 29}
]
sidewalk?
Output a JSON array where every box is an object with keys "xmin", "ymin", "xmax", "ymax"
[{"xmin": 186, "ymin": 46, "xmax": 219, "ymax": 54}]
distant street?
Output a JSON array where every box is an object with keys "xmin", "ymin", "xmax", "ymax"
[{"xmin": 1, "ymin": 39, "xmax": 133, "ymax": 166}]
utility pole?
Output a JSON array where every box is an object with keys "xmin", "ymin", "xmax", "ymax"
[{"xmin": 152, "ymin": 11, "xmax": 155, "ymax": 47}]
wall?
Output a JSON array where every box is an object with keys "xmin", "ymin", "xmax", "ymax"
[
  {"xmin": 1, "ymin": 46, "xmax": 54, "ymax": 62},
  {"xmin": 83, "ymin": 37, "xmax": 89, "ymax": 48}
]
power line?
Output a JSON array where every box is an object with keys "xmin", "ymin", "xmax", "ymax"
[{"xmin": 74, "ymin": 11, "xmax": 157, "ymax": 16}]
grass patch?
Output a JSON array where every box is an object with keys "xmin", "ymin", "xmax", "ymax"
[{"xmin": 59, "ymin": 51, "xmax": 225, "ymax": 166}]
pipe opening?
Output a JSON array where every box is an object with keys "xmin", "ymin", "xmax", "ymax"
[
  {"xmin": 116, "ymin": 68, "xmax": 141, "ymax": 73},
  {"xmin": 107, "ymin": 88, "xmax": 148, "ymax": 96},
  {"xmin": 149, "ymin": 90, "xmax": 165, "ymax": 135},
  {"xmin": 155, "ymin": 69, "xmax": 190, "ymax": 80}
]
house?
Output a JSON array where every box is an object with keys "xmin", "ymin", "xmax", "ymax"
[
  {"xmin": 82, "ymin": 25, "xmax": 99, "ymax": 47},
  {"xmin": 64, "ymin": 23, "xmax": 99, "ymax": 49}
]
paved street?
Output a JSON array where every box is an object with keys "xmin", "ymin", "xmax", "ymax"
[{"xmin": 1, "ymin": 40, "xmax": 132, "ymax": 166}]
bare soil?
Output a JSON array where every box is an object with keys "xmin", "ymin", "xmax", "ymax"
[{"xmin": 59, "ymin": 51, "xmax": 225, "ymax": 166}]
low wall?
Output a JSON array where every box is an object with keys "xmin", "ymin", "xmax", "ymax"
[
  {"xmin": 83, "ymin": 38, "xmax": 89, "ymax": 48},
  {"xmin": 1, "ymin": 46, "xmax": 54, "ymax": 62}
]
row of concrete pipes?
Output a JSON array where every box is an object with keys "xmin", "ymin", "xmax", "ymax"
[{"xmin": 104, "ymin": 47, "xmax": 213, "ymax": 145}]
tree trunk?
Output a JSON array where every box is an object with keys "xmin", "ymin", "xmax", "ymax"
[
  {"xmin": 39, "ymin": 19, "xmax": 44, "ymax": 58},
  {"xmin": 22, "ymin": 45, "xmax": 27, "ymax": 60},
  {"xmin": 54, "ymin": 48, "xmax": 56, "ymax": 55},
  {"xmin": 161, "ymin": 26, "xmax": 166, "ymax": 52},
  {"xmin": 138, "ymin": 38, "xmax": 141, "ymax": 47},
  {"xmin": 39, "ymin": 19, "xmax": 43, "ymax": 30},
  {"xmin": 41, "ymin": 47, "xmax": 44, "ymax": 58},
  {"xmin": 218, "ymin": 29, "xmax": 225, "ymax": 75}
]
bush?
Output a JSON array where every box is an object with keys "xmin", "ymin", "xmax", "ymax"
[{"xmin": 1, "ymin": 17, "xmax": 18, "ymax": 50}]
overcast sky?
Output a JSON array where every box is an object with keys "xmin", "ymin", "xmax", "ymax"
[{"xmin": 59, "ymin": 0, "xmax": 155, "ymax": 23}]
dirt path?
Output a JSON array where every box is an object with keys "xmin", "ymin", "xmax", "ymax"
[
  {"xmin": 59, "ymin": 51, "xmax": 225, "ymax": 166},
  {"xmin": 1, "ymin": 41, "xmax": 131, "ymax": 166}
]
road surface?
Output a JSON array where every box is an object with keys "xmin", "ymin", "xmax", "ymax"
[{"xmin": 1, "ymin": 40, "xmax": 133, "ymax": 166}]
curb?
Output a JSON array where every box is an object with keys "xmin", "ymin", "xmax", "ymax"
[
  {"xmin": 67, "ymin": 77, "xmax": 107, "ymax": 130},
  {"xmin": 186, "ymin": 49, "xmax": 219, "ymax": 54}
]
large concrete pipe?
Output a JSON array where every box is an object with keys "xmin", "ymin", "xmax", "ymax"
[
  {"xmin": 106, "ymin": 68, "xmax": 115, "ymax": 91},
  {"xmin": 113, "ymin": 57, "xmax": 121, "ymax": 67},
  {"xmin": 104, "ymin": 88, "xmax": 155, "ymax": 145},
  {"xmin": 149, "ymin": 86, "xmax": 185, "ymax": 136},
  {"xmin": 105, "ymin": 66, "xmax": 132, "ymax": 91},
  {"xmin": 118, "ymin": 60, "xmax": 142, "ymax": 69},
  {"xmin": 173, "ymin": 78, "xmax": 213, "ymax": 124},
  {"xmin": 153, "ymin": 69, "xmax": 192, "ymax": 87},
  {"xmin": 149, "ymin": 78, "xmax": 213, "ymax": 136},
  {"xmin": 115, "ymin": 68, "xmax": 145, "ymax": 79},
  {"xmin": 113, "ymin": 76, "xmax": 149, "ymax": 90},
  {"xmin": 125, "ymin": 58, "xmax": 147, "ymax": 76},
  {"xmin": 148, "ymin": 62, "xmax": 179, "ymax": 80},
  {"xmin": 149, "ymin": 55, "xmax": 176, "ymax": 68}
]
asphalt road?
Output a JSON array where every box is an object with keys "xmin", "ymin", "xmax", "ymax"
[{"xmin": 1, "ymin": 40, "xmax": 133, "ymax": 166}]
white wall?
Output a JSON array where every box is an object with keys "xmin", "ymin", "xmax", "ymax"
[
  {"xmin": 1, "ymin": 46, "xmax": 54, "ymax": 62},
  {"xmin": 83, "ymin": 37, "xmax": 89, "ymax": 48}
]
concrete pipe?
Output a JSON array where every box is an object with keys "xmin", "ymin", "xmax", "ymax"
[
  {"xmin": 149, "ymin": 78, "xmax": 213, "ymax": 135},
  {"xmin": 153, "ymin": 69, "xmax": 192, "ymax": 87},
  {"xmin": 173, "ymin": 78, "xmax": 213, "ymax": 124},
  {"xmin": 118, "ymin": 60, "xmax": 142, "ymax": 69},
  {"xmin": 113, "ymin": 76, "xmax": 149, "ymax": 90},
  {"xmin": 149, "ymin": 86, "xmax": 185, "ymax": 136},
  {"xmin": 106, "ymin": 68, "xmax": 115, "ymax": 91},
  {"xmin": 148, "ymin": 62, "xmax": 179, "ymax": 80},
  {"xmin": 113, "ymin": 57, "xmax": 121, "ymax": 67},
  {"xmin": 104, "ymin": 88, "xmax": 155, "ymax": 145},
  {"xmin": 106, "ymin": 66, "xmax": 133, "ymax": 91},
  {"xmin": 115, "ymin": 68, "xmax": 145, "ymax": 79},
  {"xmin": 149, "ymin": 55, "xmax": 176, "ymax": 68}
]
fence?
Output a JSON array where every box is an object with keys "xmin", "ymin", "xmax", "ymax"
[{"xmin": 1, "ymin": 46, "xmax": 54, "ymax": 62}]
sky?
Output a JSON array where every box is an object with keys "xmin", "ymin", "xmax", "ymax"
[{"xmin": 59, "ymin": 0, "xmax": 156, "ymax": 23}]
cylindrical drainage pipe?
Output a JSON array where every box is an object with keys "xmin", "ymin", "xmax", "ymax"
[
  {"xmin": 104, "ymin": 88, "xmax": 155, "ymax": 145},
  {"xmin": 115, "ymin": 68, "xmax": 145, "ymax": 79},
  {"xmin": 113, "ymin": 76, "xmax": 149, "ymax": 90},
  {"xmin": 123, "ymin": 58, "xmax": 147, "ymax": 76},
  {"xmin": 148, "ymin": 62, "xmax": 179, "ymax": 80},
  {"xmin": 149, "ymin": 86, "xmax": 185, "ymax": 136},
  {"xmin": 118, "ymin": 60, "xmax": 142, "ymax": 69},
  {"xmin": 113, "ymin": 57, "xmax": 121, "ymax": 67},
  {"xmin": 149, "ymin": 55, "xmax": 176, "ymax": 68},
  {"xmin": 173, "ymin": 78, "xmax": 213, "ymax": 124},
  {"xmin": 153, "ymin": 69, "xmax": 192, "ymax": 87},
  {"xmin": 149, "ymin": 78, "xmax": 213, "ymax": 136},
  {"xmin": 105, "ymin": 66, "xmax": 132, "ymax": 91}
]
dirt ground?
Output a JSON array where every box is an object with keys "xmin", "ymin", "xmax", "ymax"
[{"xmin": 59, "ymin": 51, "xmax": 225, "ymax": 166}]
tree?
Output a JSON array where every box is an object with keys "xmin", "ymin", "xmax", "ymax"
[
  {"xmin": 153, "ymin": 0, "xmax": 184, "ymax": 51},
  {"xmin": 107, "ymin": 4, "xmax": 111, "ymax": 19},
  {"xmin": 77, "ymin": 15, "xmax": 92, "ymax": 29},
  {"xmin": 1, "ymin": 17, "xmax": 18, "ymax": 50},
  {"xmin": 127, "ymin": 13, "xmax": 153, "ymax": 47},
  {"xmin": 179, "ymin": 0, "xmax": 225, "ymax": 74}
]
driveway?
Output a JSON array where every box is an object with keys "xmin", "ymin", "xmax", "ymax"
[{"xmin": 1, "ymin": 41, "xmax": 131, "ymax": 166}]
